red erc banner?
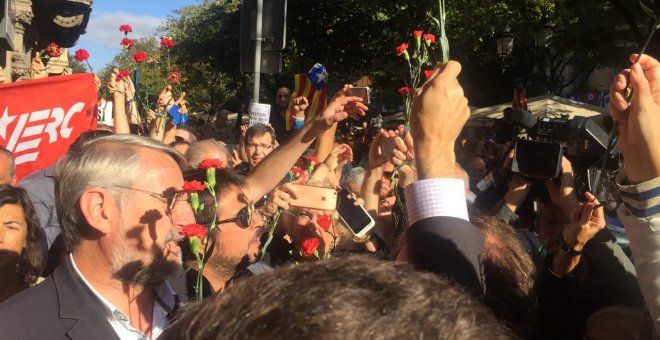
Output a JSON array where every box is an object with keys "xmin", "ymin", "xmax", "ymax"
[{"xmin": 0, "ymin": 74, "xmax": 98, "ymax": 181}]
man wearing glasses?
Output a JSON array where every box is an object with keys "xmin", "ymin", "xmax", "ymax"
[
  {"xmin": 0, "ymin": 134, "xmax": 196, "ymax": 339},
  {"xmin": 236, "ymin": 123, "xmax": 276, "ymax": 175}
]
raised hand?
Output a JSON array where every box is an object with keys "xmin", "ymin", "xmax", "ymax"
[
  {"xmin": 158, "ymin": 85, "xmax": 174, "ymax": 110},
  {"xmin": 261, "ymin": 183, "xmax": 300, "ymax": 217},
  {"xmin": 391, "ymin": 133, "xmax": 417, "ymax": 187},
  {"xmin": 544, "ymin": 157, "xmax": 578, "ymax": 217},
  {"xmin": 292, "ymin": 96, "xmax": 309, "ymax": 117},
  {"xmin": 562, "ymin": 192, "xmax": 606, "ymax": 251},
  {"xmin": 314, "ymin": 94, "xmax": 367, "ymax": 131},
  {"xmin": 411, "ymin": 61, "xmax": 469, "ymax": 179},
  {"xmin": 31, "ymin": 52, "xmax": 47, "ymax": 79},
  {"xmin": 609, "ymin": 54, "xmax": 660, "ymax": 183}
]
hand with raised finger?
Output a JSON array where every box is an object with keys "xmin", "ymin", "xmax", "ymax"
[
  {"xmin": 330, "ymin": 84, "xmax": 352, "ymax": 102},
  {"xmin": 175, "ymin": 91, "xmax": 188, "ymax": 114},
  {"xmin": 324, "ymin": 144, "xmax": 353, "ymax": 171}
]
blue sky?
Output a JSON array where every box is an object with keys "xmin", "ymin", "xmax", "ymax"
[{"xmin": 75, "ymin": 0, "xmax": 199, "ymax": 71}]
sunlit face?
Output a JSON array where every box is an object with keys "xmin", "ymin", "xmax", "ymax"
[
  {"xmin": 289, "ymin": 208, "xmax": 338, "ymax": 260},
  {"xmin": 0, "ymin": 204, "xmax": 28, "ymax": 269},
  {"xmin": 208, "ymin": 185, "xmax": 265, "ymax": 271},
  {"xmin": 108, "ymin": 148, "xmax": 194, "ymax": 287},
  {"xmin": 245, "ymin": 133, "xmax": 274, "ymax": 169}
]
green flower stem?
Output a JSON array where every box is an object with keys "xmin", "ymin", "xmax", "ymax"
[{"xmin": 260, "ymin": 208, "xmax": 283, "ymax": 260}]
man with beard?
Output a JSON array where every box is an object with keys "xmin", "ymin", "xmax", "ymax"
[
  {"xmin": 269, "ymin": 86, "xmax": 293, "ymax": 144},
  {"xmin": 0, "ymin": 134, "xmax": 195, "ymax": 339}
]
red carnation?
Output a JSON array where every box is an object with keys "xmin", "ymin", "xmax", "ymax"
[
  {"xmin": 74, "ymin": 48, "xmax": 89, "ymax": 62},
  {"xmin": 116, "ymin": 69, "xmax": 131, "ymax": 82},
  {"xmin": 291, "ymin": 167, "xmax": 305, "ymax": 179},
  {"xmin": 167, "ymin": 71, "xmax": 181, "ymax": 84},
  {"xmin": 317, "ymin": 214, "xmax": 332, "ymax": 232},
  {"xmin": 179, "ymin": 223, "xmax": 208, "ymax": 239},
  {"xmin": 133, "ymin": 51, "xmax": 147, "ymax": 63},
  {"xmin": 119, "ymin": 24, "xmax": 133, "ymax": 33},
  {"xmin": 424, "ymin": 70, "xmax": 434, "ymax": 79},
  {"xmin": 301, "ymin": 238, "xmax": 320, "ymax": 257},
  {"xmin": 395, "ymin": 43, "xmax": 408, "ymax": 57},
  {"xmin": 413, "ymin": 30, "xmax": 423, "ymax": 38},
  {"xmin": 197, "ymin": 159, "xmax": 223, "ymax": 169},
  {"xmin": 46, "ymin": 43, "xmax": 61, "ymax": 57},
  {"xmin": 120, "ymin": 38, "xmax": 134, "ymax": 50},
  {"xmin": 183, "ymin": 180, "xmax": 205, "ymax": 192},
  {"xmin": 307, "ymin": 156, "xmax": 320, "ymax": 166},
  {"xmin": 398, "ymin": 87, "xmax": 410, "ymax": 96},
  {"xmin": 423, "ymin": 33, "xmax": 436, "ymax": 45},
  {"xmin": 160, "ymin": 38, "xmax": 176, "ymax": 49}
]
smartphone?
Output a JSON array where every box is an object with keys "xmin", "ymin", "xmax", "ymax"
[
  {"xmin": 346, "ymin": 87, "xmax": 371, "ymax": 105},
  {"xmin": 380, "ymin": 138, "xmax": 395, "ymax": 158},
  {"xmin": 289, "ymin": 184, "xmax": 338, "ymax": 211},
  {"xmin": 336, "ymin": 188, "xmax": 376, "ymax": 238}
]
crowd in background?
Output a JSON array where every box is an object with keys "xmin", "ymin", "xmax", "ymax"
[{"xmin": 0, "ymin": 54, "xmax": 658, "ymax": 340}]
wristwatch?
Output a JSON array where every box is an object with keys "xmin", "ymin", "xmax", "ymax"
[{"xmin": 559, "ymin": 237, "xmax": 584, "ymax": 256}]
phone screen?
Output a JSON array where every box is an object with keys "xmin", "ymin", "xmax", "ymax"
[
  {"xmin": 512, "ymin": 140, "xmax": 562, "ymax": 178},
  {"xmin": 337, "ymin": 189, "xmax": 375, "ymax": 236}
]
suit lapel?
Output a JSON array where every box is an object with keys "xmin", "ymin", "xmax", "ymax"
[{"xmin": 52, "ymin": 257, "xmax": 120, "ymax": 340}]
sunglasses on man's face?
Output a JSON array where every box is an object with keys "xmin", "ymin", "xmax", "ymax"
[{"xmin": 217, "ymin": 203, "xmax": 255, "ymax": 229}]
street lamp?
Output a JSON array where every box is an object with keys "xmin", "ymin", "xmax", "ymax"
[
  {"xmin": 535, "ymin": 15, "xmax": 554, "ymax": 48},
  {"xmin": 496, "ymin": 25, "xmax": 515, "ymax": 60}
]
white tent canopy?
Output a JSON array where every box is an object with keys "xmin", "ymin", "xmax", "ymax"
[{"xmin": 469, "ymin": 95, "xmax": 608, "ymax": 120}]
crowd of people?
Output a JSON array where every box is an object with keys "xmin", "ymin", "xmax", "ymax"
[{"xmin": 0, "ymin": 53, "xmax": 658, "ymax": 340}]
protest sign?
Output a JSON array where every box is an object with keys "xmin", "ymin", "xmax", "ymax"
[{"xmin": 248, "ymin": 102, "xmax": 271, "ymax": 126}]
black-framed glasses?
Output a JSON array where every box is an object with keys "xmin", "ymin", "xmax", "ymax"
[
  {"xmin": 217, "ymin": 202, "xmax": 255, "ymax": 229},
  {"xmin": 112, "ymin": 185, "xmax": 184, "ymax": 211}
]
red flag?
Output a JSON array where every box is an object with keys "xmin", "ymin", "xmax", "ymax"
[{"xmin": 0, "ymin": 74, "xmax": 98, "ymax": 181}]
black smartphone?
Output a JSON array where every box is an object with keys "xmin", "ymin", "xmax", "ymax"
[{"xmin": 336, "ymin": 188, "xmax": 375, "ymax": 237}]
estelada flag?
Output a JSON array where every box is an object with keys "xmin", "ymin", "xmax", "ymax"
[
  {"xmin": 0, "ymin": 74, "xmax": 98, "ymax": 181},
  {"xmin": 284, "ymin": 63, "xmax": 328, "ymax": 130}
]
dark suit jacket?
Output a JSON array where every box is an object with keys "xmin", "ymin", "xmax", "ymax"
[
  {"xmin": 0, "ymin": 257, "xmax": 119, "ymax": 340},
  {"xmin": 406, "ymin": 216, "xmax": 485, "ymax": 295}
]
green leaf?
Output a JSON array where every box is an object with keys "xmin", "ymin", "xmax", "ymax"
[
  {"xmin": 190, "ymin": 237, "xmax": 200, "ymax": 255},
  {"xmin": 639, "ymin": 1, "xmax": 658, "ymax": 20},
  {"xmin": 440, "ymin": 37, "xmax": 450, "ymax": 65}
]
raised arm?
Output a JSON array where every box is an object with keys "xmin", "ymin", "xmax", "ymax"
[
  {"xmin": 245, "ymin": 94, "xmax": 367, "ymax": 202},
  {"xmin": 609, "ymin": 53, "xmax": 660, "ymax": 331}
]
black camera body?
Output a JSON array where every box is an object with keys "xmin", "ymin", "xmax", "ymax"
[{"xmin": 511, "ymin": 112, "xmax": 619, "ymax": 192}]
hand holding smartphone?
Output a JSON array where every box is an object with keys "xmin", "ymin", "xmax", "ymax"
[
  {"xmin": 336, "ymin": 188, "xmax": 375, "ymax": 237},
  {"xmin": 346, "ymin": 87, "xmax": 371, "ymax": 105}
]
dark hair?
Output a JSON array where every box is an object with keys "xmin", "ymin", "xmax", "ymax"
[
  {"xmin": 161, "ymin": 255, "xmax": 512, "ymax": 339},
  {"xmin": 0, "ymin": 185, "xmax": 44, "ymax": 284},
  {"xmin": 244, "ymin": 123, "xmax": 275, "ymax": 145},
  {"xmin": 178, "ymin": 126, "xmax": 201, "ymax": 143},
  {"xmin": 472, "ymin": 216, "xmax": 537, "ymax": 338},
  {"xmin": 183, "ymin": 168, "xmax": 247, "ymax": 226}
]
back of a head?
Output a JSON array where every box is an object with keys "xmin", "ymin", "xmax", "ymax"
[
  {"xmin": 185, "ymin": 140, "xmax": 229, "ymax": 169},
  {"xmin": 472, "ymin": 216, "xmax": 537, "ymax": 338},
  {"xmin": 162, "ymin": 255, "xmax": 512, "ymax": 340}
]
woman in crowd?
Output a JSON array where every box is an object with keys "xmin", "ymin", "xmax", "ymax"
[{"xmin": 0, "ymin": 185, "xmax": 44, "ymax": 303}]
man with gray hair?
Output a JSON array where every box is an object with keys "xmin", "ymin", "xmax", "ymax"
[
  {"xmin": 0, "ymin": 145, "xmax": 16, "ymax": 185},
  {"xmin": 345, "ymin": 166, "xmax": 365, "ymax": 197},
  {"xmin": 0, "ymin": 134, "xmax": 195, "ymax": 339}
]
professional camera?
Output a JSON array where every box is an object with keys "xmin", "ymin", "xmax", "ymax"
[{"xmin": 510, "ymin": 109, "xmax": 619, "ymax": 192}]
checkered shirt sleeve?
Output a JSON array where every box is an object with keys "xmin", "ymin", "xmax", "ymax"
[{"xmin": 404, "ymin": 178, "xmax": 469, "ymax": 225}]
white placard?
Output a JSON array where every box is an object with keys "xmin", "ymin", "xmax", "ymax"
[{"xmin": 248, "ymin": 103, "xmax": 271, "ymax": 126}]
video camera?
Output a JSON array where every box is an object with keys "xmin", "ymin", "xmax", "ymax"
[{"xmin": 509, "ymin": 108, "xmax": 619, "ymax": 192}]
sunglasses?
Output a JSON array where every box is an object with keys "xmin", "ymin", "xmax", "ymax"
[
  {"xmin": 112, "ymin": 185, "xmax": 185, "ymax": 212},
  {"xmin": 217, "ymin": 202, "xmax": 256, "ymax": 229}
]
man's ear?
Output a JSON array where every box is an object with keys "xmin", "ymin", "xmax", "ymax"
[{"xmin": 79, "ymin": 188, "xmax": 116, "ymax": 235}]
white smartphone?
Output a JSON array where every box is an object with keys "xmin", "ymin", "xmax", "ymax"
[{"xmin": 336, "ymin": 188, "xmax": 375, "ymax": 237}]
